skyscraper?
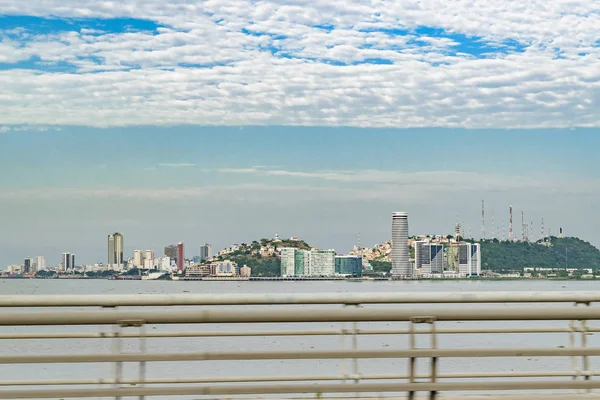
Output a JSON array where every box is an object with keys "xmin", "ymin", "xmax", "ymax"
[
  {"xmin": 458, "ymin": 243, "xmax": 481, "ymax": 277},
  {"xmin": 144, "ymin": 250, "xmax": 155, "ymax": 269},
  {"xmin": 108, "ymin": 233, "xmax": 124, "ymax": 270},
  {"xmin": 24, "ymin": 258, "xmax": 33, "ymax": 274},
  {"xmin": 200, "ymin": 243, "xmax": 212, "ymax": 261},
  {"xmin": 177, "ymin": 242, "xmax": 184, "ymax": 272},
  {"xmin": 133, "ymin": 250, "xmax": 144, "ymax": 268},
  {"xmin": 164, "ymin": 244, "xmax": 177, "ymax": 260},
  {"xmin": 61, "ymin": 252, "xmax": 73, "ymax": 272},
  {"xmin": 415, "ymin": 241, "xmax": 444, "ymax": 275},
  {"xmin": 36, "ymin": 256, "xmax": 45, "ymax": 270},
  {"xmin": 392, "ymin": 212, "xmax": 411, "ymax": 278}
]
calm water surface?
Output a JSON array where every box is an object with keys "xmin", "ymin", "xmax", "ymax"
[{"xmin": 1, "ymin": 279, "xmax": 598, "ymax": 398}]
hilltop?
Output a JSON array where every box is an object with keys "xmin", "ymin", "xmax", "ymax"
[
  {"xmin": 210, "ymin": 237, "xmax": 312, "ymax": 277},
  {"xmin": 480, "ymin": 237, "xmax": 600, "ymax": 272}
]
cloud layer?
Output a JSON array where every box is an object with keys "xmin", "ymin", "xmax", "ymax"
[{"xmin": 0, "ymin": 0, "xmax": 599, "ymax": 128}]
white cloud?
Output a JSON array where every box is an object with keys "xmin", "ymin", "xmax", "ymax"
[
  {"xmin": 156, "ymin": 163, "xmax": 196, "ymax": 167},
  {"xmin": 0, "ymin": 0, "xmax": 599, "ymax": 127}
]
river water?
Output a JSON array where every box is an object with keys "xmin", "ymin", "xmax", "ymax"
[{"xmin": 1, "ymin": 279, "xmax": 599, "ymax": 398}]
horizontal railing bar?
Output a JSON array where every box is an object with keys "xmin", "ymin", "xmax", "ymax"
[
  {"xmin": 3, "ymin": 306, "xmax": 600, "ymax": 326},
  {"xmin": 1, "ymin": 370, "xmax": 599, "ymax": 386},
  {"xmin": 0, "ymin": 326, "xmax": 594, "ymax": 340},
  {"xmin": 1, "ymin": 291, "xmax": 599, "ymax": 307},
  {"xmin": 4, "ymin": 380, "xmax": 600, "ymax": 398},
  {"xmin": 3, "ymin": 347, "xmax": 600, "ymax": 364}
]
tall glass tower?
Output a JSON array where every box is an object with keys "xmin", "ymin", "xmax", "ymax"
[
  {"xmin": 108, "ymin": 232, "xmax": 124, "ymax": 270},
  {"xmin": 392, "ymin": 212, "xmax": 411, "ymax": 278}
]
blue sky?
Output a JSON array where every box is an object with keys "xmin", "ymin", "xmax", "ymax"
[{"xmin": 1, "ymin": 1, "xmax": 600, "ymax": 266}]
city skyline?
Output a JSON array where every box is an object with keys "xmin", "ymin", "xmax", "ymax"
[{"xmin": 1, "ymin": 2, "xmax": 599, "ymax": 268}]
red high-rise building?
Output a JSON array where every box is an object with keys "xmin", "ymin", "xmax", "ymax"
[{"xmin": 177, "ymin": 242, "xmax": 184, "ymax": 272}]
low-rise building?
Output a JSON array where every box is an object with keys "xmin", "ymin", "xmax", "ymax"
[
  {"xmin": 210, "ymin": 260, "xmax": 238, "ymax": 277},
  {"xmin": 186, "ymin": 264, "xmax": 210, "ymax": 276},
  {"xmin": 240, "ymin": 265, "xmax": 251, "ymax": 277}
]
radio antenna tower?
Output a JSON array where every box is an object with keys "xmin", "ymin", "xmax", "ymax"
[
  {"xmin": 491, "ymin": 211, "xmax": 495, "ymax": 239},
  {"xmin": 509, "ymin": 206, "xmax": 513, "ymax": 241},
  {"xmin": 481, "ymin": 200, "xmax": 485, "ymax": 240},
  {"xmin": 521, "ymin": 211, "xmax": 526, "ymax": 242},
  {"xmin": 541, "ymin": 217, "xmax": 545, "ymax": 240},
  {"xmin": 530, "ymin": 218, "xmax": 533, "ymax": 243}
]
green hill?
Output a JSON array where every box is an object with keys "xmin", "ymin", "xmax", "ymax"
[
  {"xmin": 481, "ymin": 237, "xmax": 600, "ymax": 272},
  {"xmin": 211, "ymin": 238, "xmax": 312, "ymax": 277}
]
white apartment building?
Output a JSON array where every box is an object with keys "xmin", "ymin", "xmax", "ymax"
[
  {"xmin": 280, "ymin": 248, "xmax": 296, "ymax": 276},
  {"xmin": 308, "ymin": 249, "xmax": 335, "ymax": 276},
  {"xmin": 458, "ymin": 243, "xmax": 481, "ymax": 277},
  {"xmin": 133, "ymin": 250, "xmax": 144, "ymax": 268}
]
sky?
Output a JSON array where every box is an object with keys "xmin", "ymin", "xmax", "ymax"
[{"xmin": 0, "ymin": 1, "xmax": 599, "ymax": 266}]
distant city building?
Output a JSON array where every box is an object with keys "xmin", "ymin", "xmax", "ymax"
[
  {"xmin": 164, "ymin": 244, "xmax": 177, "ymax": 260},
  {"xmin": 415, "ymin": 241, "xmax": 444, "ymax": 275},
  {"xmin": 200, "ymin": 243, "xmax": 212, "ymax": 261},
  {"xmin": 193, "ymin": 256, "xmax": 200, "ymax": 263},
  {"xmin": 210, "ymin": 260, "xmax": 238, "ymax": 277},
  {"xmin": 24, "ymin": 258, "xmax": 33, "ymax": 274},
  {"xmin": 133, "ymin": 250, "xmax": 144, "ymax": 268},
  {"xmin": 280, "ymin": 247, "xmax": 311, "ymax": 276},
  {"xmin": 335, "ymin": 255, "xmax": 362, "ymax": 276},
  {"xmin": 108, "ymin": 232, "xmax": 124, "ymax": 270},
  {"xmin": 144, "ymin": 250, "xmax": 155, "ymax": 269},
  {"xmin": 61, "ymin": 252, "xmax": 74, "ymax": 272},
  {"xmin": 240, "ymin": 265, "xmax": 251, "ymax": 277},
  {"xmin": 392, "ymin": 212, "xmax": 411, "ymax": 278},
  {"xmin": 177, "ymin": 242, "xmax": 184, "ymax": 272},
  {"xmin": 36, "ymin": 256, "xmax": 45, "ymax": 270},
  {"xmin": 308, "ymin": 249, "xmax": 335, "ymax": 276},
  {"xmin": 186, "ymin": 264, "xmax": 210, "ymax": 276},
  {"xmin": 458, "ymin": 243, "xmax": 481, "ymax": 277}
]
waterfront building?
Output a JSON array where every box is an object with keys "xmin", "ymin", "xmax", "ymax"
[
  {"xmin": 308, "ymin": 249, "xmax": 335, "ymax": 276},
  {"xmin": 108, "ymin": 232, "xmax": 124, "ymax": 270},
  {"xmin": 61, "ymin": 252, "xmax": 74, "ymax": 272},
  {"xmin": 415, "ymin": 241, "xmax": 445, "ymax": 275},
  {"xmin": 392, "ymin": 212, "xmax": 411, "ymax": 278},
  {"xmin": 280, "ymin": 247, "xmax": 310, "ymax": 276},
  {"xmin": 186, "ymin": 264, "xmax": 210, "ymax": 276},
  {"xmin": 294, "ymin": 249, "xmax": 309, "ymax": 275},
  {"xmin": 280, "ymin": 248, "xmax": 296, "ymax": 276},
  {"xmin": 334, "ymin": 255, "xmax": 362, "ymax": 276},
  {"xmin": 200, "ymin": 243, "xmax": 212, "ymax": 261},
  {"xmin": 36, "ymin": 256, "xmax": 45, "ymax": 270},
  {"xmin": 177, "ymin": 242, "xmax": 184, "ymax": 272},
  {"xmin": 133, "ymin": 250, "xmax": 144, "ymax": 268},
  {"xmin": 23, "ymin": 258, "xmax": 33, "ymax": 274},
  {"xmin": 144, "ymin": 250, "xmax": 155, "ymax": 269},
  {"xmin": 240, "ymin": 265, "xmax": 252, "ymax": 277},
  {"xmin": 210, "ymin": 260, "xmax": 238, "ymax": 277},
  {"xmin": 458, "ymin": 243, "xmax": 481, "ymax": 277}
]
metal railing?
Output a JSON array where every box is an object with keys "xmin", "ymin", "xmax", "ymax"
[{"xmin": 1, "ymin": 291, "xmax": 600, "ymax": 399}]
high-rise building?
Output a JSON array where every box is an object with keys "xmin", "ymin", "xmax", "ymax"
[
  {"xmin": 392, "ymin": 212, "xmax": 411, "ymax": 278},
  {"xmin": 308, "ymin": 249, "xmax": 335, "ymax": 276},
  {"xmin": 133, "ymin": 250, "xmax": 144, "ymax": 268},
  {"xmin": 458, "ymin": 243, "xmax": 481, "ymax": 277},
  {"xmin": 164, "ymin": 245, "xmax": 177, "ymax": 260},
  {"xmin": 61, "ymin": 252, "xmax": 73, "ymax": 272},
  {"xmin": 280, "ymin": 248, "xmax": 296, "ymax": 276},
  {"xmin": 200, "ymin": 243, "xmax": 212, "ymax": 261},
  {"xmin": 335, "ymin": 256, "xmax": 362, "ymax": 276},
  {"xmin": 294, "ymin": 249, "xmax": 309, "ymax": 275},
  {"xmin": 108, "ymin": 233, "xmax": 124, "ymax": 270},
  {"xmin": 177, "ymin": 242, "xmax": 184, "ymax": 272},
  {"xmin": 24, "ymin": 258, "xmax": 33, "ymax": 274},
  {"xmin": 144, "ymin": 250, "xmax": 155, "ymax": 269},
  {"xmin": 415, "ymin": 241, "xmax": 444, "ymax": 275},
  {"xmin": 36, "ymin": 256, "xmax": 45, "ymax": 270}
]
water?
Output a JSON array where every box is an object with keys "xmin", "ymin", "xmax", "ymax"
[{"xmin": 0, "ymin": 279, "xmax": 598, "ymax": 398}]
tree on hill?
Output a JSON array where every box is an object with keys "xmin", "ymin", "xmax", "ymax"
[{"xmin": 481, "ymin": 237, "xmax": 600, "ymax": 271}]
